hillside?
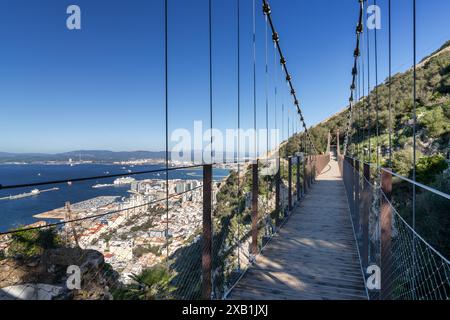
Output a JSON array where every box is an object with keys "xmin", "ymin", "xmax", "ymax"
[
  {"xmin": 0, "ymin": 150, "xmax": 167, "ymax": 163},
  {"xmin": 282, "ymin": 40, "xmax": 450, "ymax": 257},
  {"xmin": 285, "ymin": 40, "xmax": 450, "ymax": 184}
]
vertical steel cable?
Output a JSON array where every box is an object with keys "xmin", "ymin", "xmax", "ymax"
[
  {"xmin": 208, "ymin": 0, "xmax": 214, "ymax": 294},
  {"xmin": 412, "ymin": 0, "xmax": 418, "ymax": 299},
  {"xmin": 209, "ymin": 0, "xmax": 213, "ymax": 163},
  {"xmin": 274, "ymin": 36, "xmax": 278, "ymax": 140},
  {"xmin": 412, "ymin": 0, "xmax": 417, "ymax": 228},
  {"xmin": 361, "ymin": 3, "xmax": 366, "ymax": 163},
  {"xmin": 253, "ymin": 0, "xmax": 257, "ymax": 159},
  {"xmin": 356, "ymin": 58, "xmax": 360, "ymax": 158},
  {"xmin": 265, "ymin": 13, "xmax": 269, "ymax": 158},
  {"xmin": 358, "ymin": 57, "xmax": 362, "ymax": 158},
  {"xmin": 388, "ymin": 0, "xmax": 393, "ymax": 167},
  {"xmin": 288, "ymin": 108, "xmax": 290, "ymax": 141},
  {"xmin": 236, "ymin": 0, "xmax": 241, "ymax": 271},
  {"xmin": 374, "ymin": 0, "xmax": 380, "ymax": 168},
  {"xmin": 366, "ymin": 2, "xmax": 372, "ymax": 164},
  {"xmin": 237, "ymin": 0, "xmax": 241, "ymax": 168},
  {"xmin": 164, "ymin": 0, "xmax": 170, "ymax": 262}
]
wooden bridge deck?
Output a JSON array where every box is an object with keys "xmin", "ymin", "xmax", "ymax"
[{"xmin": 229, "ymin": 159, "xmax": 368, "ymax": 300}]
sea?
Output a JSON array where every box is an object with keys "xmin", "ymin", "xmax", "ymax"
[{"xmin": 0, "ymin": 163, "xmax": 230, "ymax": 232}]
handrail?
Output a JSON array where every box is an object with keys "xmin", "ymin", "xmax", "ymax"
[
  {"xmin": 342, "ymin": 155, "xmax": 450, "ymax": 200},
  {"xmin": 0, "ymin": 159, "xmax": 254, "ymax": 191},
  {"xmin": 0, "ymin": 185, "xmax": 203, "ymax": 236},
  {"xmin": 381, "ymin": 167, "xmax": 450, "ymax": 200},
  {"xmin": 0, "ymin": 164, "xmax": 204, "ymax": 190}
]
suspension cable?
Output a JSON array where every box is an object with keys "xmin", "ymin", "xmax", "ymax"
[
  {"xmin": 357, "ymin": 55, "xmax": 362, "ymax": 158},
  {"xmin": 361, "ymin": 9, "xmax": 366, "ymax": 163},
  {"xmin": 236, "ymin": 0, "xmax": 241, "ymax": 271},
  {"xmin": 412, "ymin": 0, "xmax": 418, "ymax": 299},
  {"xmin": 209, "ymin": 0, "xmax": 214, "ymax": 163},
  {"xmin": 253, "ymin": 0, "xmax": 258, "ymax": 159},
  {"xmin": 366, "ymin": 1, "xmax": 372, "ymax": 163},
  {"xmin": 274, "ymin": 31, "xmax": 278, "ymax": 142},
  {"xmin": 262, "ymin": 0, "xmax": 318, "ymax": 155},
  {"xmin": 374, "ymin": 0, "xmax": 380, "ymax": 167},
  {"xmin": 237, "ymin": 0, "xmax": 241, "ymax": 178},
  {"xmin": 265, "ymin": 11, "xmax": 269, "ymax": 158},
  {"xmin": 343, "ymin": 0, "xmax": 364, "ymax": 156},
  {"xmin": 413, "ymin": 0, "xmax": 417, "ymax": 231},
  {"xmin": 388, "ymin": 0, "xmax": 393, "ymax": 166},
  {"xmin": 164, "ymin": 0, "xmax": 170, "ymax": 262}
]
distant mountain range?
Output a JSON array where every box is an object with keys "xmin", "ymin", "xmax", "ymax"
[
  {"xmin": 0, "ymin": 150, "xmax": 254, "ymax": 164},
  {"xmin": 0, "ymin": 150, "xmax": 167, "ymax": 163}
]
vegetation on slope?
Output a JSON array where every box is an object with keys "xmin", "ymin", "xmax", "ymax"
[{"xmin": 285, "ymin": 41, "xmax": 450, "ymax": 257}]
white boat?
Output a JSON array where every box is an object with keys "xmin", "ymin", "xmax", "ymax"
[
  {"xmin": 113, "ymin": 177, "xmax": 136, "ymax": 185},
  {"xmin": 92, "ymin": 184, "xmax": 111, "ymax": 189}
]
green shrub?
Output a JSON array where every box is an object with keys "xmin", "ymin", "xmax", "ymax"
[
  {"xmin": 416, "ymin": 154, "xmax": 449, "ymax": 185},
  {"xmin": 8, "ymin": 227, "xmax": 61, "ymax": 258},
  {"xmin": 392, "ymin": 149, "xmax": 414, "ymax": 176},
  {"xmin": 421, "ymin": 107, "xmax": 450, "ymax": 137},
  {"xmin": 113, "ymin": 265, "xmax": 175, "ymax": 300}
]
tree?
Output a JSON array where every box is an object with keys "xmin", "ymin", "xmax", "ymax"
[
  {"xmin": 8, "ymin": 227, "xmax": 61, "ymax": 258},
  {"xmin": 416, "ymin": 154, "xmax": 449, "ymax": 185}
]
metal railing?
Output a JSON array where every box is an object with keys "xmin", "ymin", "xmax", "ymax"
[
  {"xmin": 338, "ymin": 155, "xmax": 450, "ymax": 300},
  {"xmin": 0, "ymin": 154, "xmax": 331, "ymax": 300}
]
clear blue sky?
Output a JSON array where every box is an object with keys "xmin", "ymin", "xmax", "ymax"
[{"xmin": 0, "ymin": 0, "xmax": 449, "ymax": 153}]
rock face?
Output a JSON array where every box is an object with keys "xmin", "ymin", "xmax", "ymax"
[{"xmin": 0, "ymin": 247, "xmax": 118, "ymax": 300}]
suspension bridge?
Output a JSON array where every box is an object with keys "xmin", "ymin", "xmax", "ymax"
[{"xmin": 0, "ymin": 0, "xmax": 449, "ymax": 301}]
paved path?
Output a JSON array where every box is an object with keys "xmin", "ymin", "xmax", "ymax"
[{"xmin": 229, "ymin": 159, "xmax": 368, "ymax": 300}]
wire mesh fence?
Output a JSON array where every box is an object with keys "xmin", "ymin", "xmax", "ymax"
[
  {"xmin": 0, "ymin": 153, "xmax": 331, "ymax": 300},
  {"xmin": 0, "ymin": 167, "xmax": 206, "ymax": 300},
  {"xmin": 380, "ymin": 190, "xmax": 450, "ymax": 300},
  {"xmin": 340, "ymin": 155, "xmax": 450, "ymax": 300}
]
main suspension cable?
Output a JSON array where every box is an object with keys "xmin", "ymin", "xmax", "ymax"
[
  {"xmin": 343, "ymin": 0, "xmax": 364, "ymax": 156},
  {"xmin": 262, "ymin": 0, "xmax": 318, "ymax": 155}
]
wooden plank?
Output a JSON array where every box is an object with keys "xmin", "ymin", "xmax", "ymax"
[{"xmin": 229, "ymin": 159, "xmax": 367, "ymax": 300}]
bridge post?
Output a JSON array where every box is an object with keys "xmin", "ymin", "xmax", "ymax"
[
  {"xmin": 381, "ymin": 169, "xmax": 393, "ymax": 300},
  {"xmin": 275, "ymin": 157, "xmax": 280, "ymax": 216},
  {"xmin": 308, "ymin": 156, "xmax": 312, "ymax": 188},
  {"xmin": 296, "ymin": 155, "xmax": 301, "ymax": 201},
  {"xmin": 288, "ymin": 157, "xmax": 293, "ymax": 211},
  {"xmin": 202, "ymin": 164, "xmax": 213, "ymax": 300},
  {"xmin": 312, "ymin": 155, "xmax": 317, "ymax": 182},
  {"xmin": 326, "ymin": 131, "xmax": 331, "ymax": 155},
  {"xmin": 345, "ymin": 157, "xmax": 354, "ymax": 216},
  {"xmin": 361, "ymin": 163, "xmax": 370, "ymax": 269},
  {"xmin": 303, "ymin": 157, "xmax": 308, "ymax": 194},
  {"xmin": 354, "ymin": 159, "xmax": 360, "ymax": 236},
  {"xmin": 251, "ymin": 161, "xmax": 259, "ymax": 256},
  {"xmin": 336, "ymin": 130, "xmax": 340, "ymax": 156}
]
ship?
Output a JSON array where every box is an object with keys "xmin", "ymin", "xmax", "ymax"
[
  {"xmin": 113, "ymin": 177, "xmax": 136, "ymax": 185},
  {"xmin": 92, "ymin": 184, "xmax": 111, "ymax": 189}
]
